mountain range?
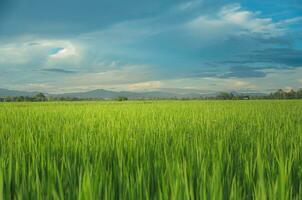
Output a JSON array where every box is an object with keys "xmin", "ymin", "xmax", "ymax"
[{"xmin": 0, "ymin": 88, "xmax": 266, "ymax": 99}]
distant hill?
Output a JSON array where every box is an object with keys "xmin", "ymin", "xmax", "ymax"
[
  {"xmin": 229, "ymin": 91, "xmax": 267, "ymax": 97},
  {"xmin": 0, "ymin": 88, "xmax": 205, "ymax": 99},
  {"xmin": 55, "ymin": 89, "xmax": 193, "ymax": 99},
  {"xmin": 0, "ymin": 88, "xmax": 266, "ymax": 99},
  {"xmin": 0, "ymin": 88, "xmax": 39, "ymax": 97}
]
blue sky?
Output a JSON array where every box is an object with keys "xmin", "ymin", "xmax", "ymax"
[{"xmin": 0, "ymin": 0, "xmax": 301, "ymax": 93}]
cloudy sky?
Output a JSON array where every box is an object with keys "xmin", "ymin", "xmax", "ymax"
[{"xmin": 0, "ymin": 0, "xmax": 301, "ymax": 93}]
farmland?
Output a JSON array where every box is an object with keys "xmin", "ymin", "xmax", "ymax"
[{"xmin": 0, "ymin": 100, "xmax": 302, "ymax": 199}]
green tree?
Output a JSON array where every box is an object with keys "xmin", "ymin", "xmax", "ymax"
[
  {"xmin": 296, "ymin": 89, "xmax": 302, "ymax": 99},
  {"xmin": 116, "ymin": 96, "xmax": 128, "ymax": 101},
  {"xmin": 34, "ymin": 93, "xmax": 47, "ymax": 101},
  {"xmin": 217, "ymin": 92, "xmax": 234, "ymax": 100}
]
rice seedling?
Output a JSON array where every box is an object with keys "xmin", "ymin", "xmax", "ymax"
[{"xmin": 0, "ymin": 100, "xmax": 301, "ymax": 199}]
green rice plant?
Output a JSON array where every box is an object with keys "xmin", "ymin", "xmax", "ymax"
[{"xmin": 0, "ymin": 100, "xmax": 301, "ymax": 199}]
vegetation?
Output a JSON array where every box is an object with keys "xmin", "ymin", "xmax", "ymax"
[
  {"xmin": 115, "ymin": 96, "xmax": 129, "ymax": 101},
  {"xmin": 268, "ymin": 89, "xmax": 302, "ymax": 99},
  {"xmin": 1, "ymin": 89, "xmax": 302, "ymax": 102},
  {"xmin": 0, "ymin": 100, "xmax": 302, "ymax": 199},
  {"xmin": 0, "ymin": 94, "xmax": 103, "ymax": 102},
  {"xmin": 214, "ymin": 89, "xmax": 302, "ymax": 100}
]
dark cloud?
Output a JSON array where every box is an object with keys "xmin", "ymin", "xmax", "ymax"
[
  {"xmin": 41, "ymin": 68, "xmax": 76, "ymax": 74},
  {"xmin": 227, "ymin": 35, "xmax": 293, "ymax": 47},
  {"xmin": 220, "ymin": 48, "xmax": 302, "ymax": 67},
  {"xmin": 251, "ymin": 48, "xmax": 302, "ymax": 67},
  {"xmin": 0, "ymin": 0, "xmax": 187, "ymax": 36},
  {"xmin": 249, "ymin": 37, "xmax": 293, "ymax": 47},
  {"xmin": 189, "ymin": 66, "xmax": 267, "ymax": 79},
  {"xmin": 219, "ymin": 66, "xmax": 266, "ymax": 78},
  {"xmin": 188, "ymin": 71, "xmax": 218, "ymax": 78},
  {"xmin": 27, "ymin": 42, "xmax": 40, "ymax": 46}
]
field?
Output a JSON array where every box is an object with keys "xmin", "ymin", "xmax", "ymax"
[{"xmin": 0, "ymin": 100, "xmax": 302, "ymax": 199}]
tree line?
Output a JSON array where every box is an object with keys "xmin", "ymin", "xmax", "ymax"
[
  {"xmin": 267, "ymin": 89, "xmax": 302, "ymax": 99},
  {"xmin": 211, "ymin": 89, "xmax": 302, "ymax": 100},
  {"xmin": 0, "ymin": 93, "xmax": 126, "ymax": 102},
  {"xmin": 1, "ymin": 89, "xmax": 302, "ymax": 102}
]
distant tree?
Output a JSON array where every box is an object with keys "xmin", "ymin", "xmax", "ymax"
[
  {"xmin": 217, "ymin": 92, "xmax": 234, "ymax": 100},
  {"xmin": 275, "ymin": 89, "xmax": 287, "ymax": 99},
  {"xmin": 34, "ymin": 93, "xmax": 47, "ymax": 101},
  {"xmin": 4, "ymin": 96, "xmax": 13, "ymax": 102},
  {"xmin": 2, "ymin": 88, "xmax": 302, "ymax": 102},
  {"xmin": 297, "ymin": 88, "xmax": 302, "ymax": 99},
  {"xmin": 16, "ymin": 96, "xmax": 25, "ymax": 102},
  {"xmin": 287, "ymin": 89, "xmax": 296, "ymax": 99},
  {"xmin": 116, "ymin": 96, "xmax": 128, "ymax": 101}
]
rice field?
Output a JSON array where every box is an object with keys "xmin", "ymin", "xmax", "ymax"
[{"xmin": 0, "ymin": 100, "xmax": 302, "ymax": 199}]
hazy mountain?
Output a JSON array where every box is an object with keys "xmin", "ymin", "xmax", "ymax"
[
  {"xmin": 229, "ymin": 91, "xmax": 267, "ymax": 97},
  {"xmin": 0, "ymin": 88, "xmax": 266, "ymax": 99},
  {"xmin": 0, "ymin": 88, "xmax": 39, "ymax": 97},
  {"xmin": 56, "ymin": 89, "xmax": 185, "ymax": 99},
  {"xmin": 0, "ymin": 88, "xmax": 206, "ymax": 99}
]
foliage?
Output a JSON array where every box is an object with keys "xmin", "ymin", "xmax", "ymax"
[
  {"xmin": 34, "ymin": 93, "xmax": 47, "ymax": 101},
  {"xmin": 1, "ymin": 89, "xmax": 302, "ymax": 102},
  {"xmin": 0, "ymin": 101, "xmax": 302, "ymax": 199},
  {"xmin": 268, "ymin": 89, "xmax": 302, "ymax": 99},
  {"xmin": 115, "ymin": 96, "xmax": 128, "ymax": 101}
]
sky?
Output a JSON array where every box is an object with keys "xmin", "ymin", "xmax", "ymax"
[{"xmin": 0, "ymin": 0, "xmax": 302, "ymax": 93}]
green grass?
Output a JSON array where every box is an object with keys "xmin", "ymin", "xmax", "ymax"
[{"xmin": 0, "ymin": 100, "xmax": 302, "ymax": 199}]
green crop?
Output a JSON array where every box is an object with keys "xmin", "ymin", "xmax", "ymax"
[{"xmin": 0, "ymin": 100, "xmax": 302, "ymax": 199}]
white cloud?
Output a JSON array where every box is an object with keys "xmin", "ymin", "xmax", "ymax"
[
  {"xmin": 175, "ymin": 0, "xmax": 203, "ymax": 11},
  {"xmin": 187, "ymin": 3, "xmax": 289, "ymax": 39},
  {"xmin": 220, "ymin": 4, "xmax": 284, "ymax": 37},
  {"xmin": 159, "ymin": 77, "xmax": 257, "ymax": 92},
  {"xmin": 226, "ymin": 79, "xmax": 254, "ymax": 88},
  {"xmin": 7, "ymin": 66, "xmax": 302, "ymax": 93},
  {"xmin": 278, "ymin": 16, "xmax": 302, "ymax": 25},
  {"xmin": 64, "ymin": 64, "xmax": 157, "ymax": 89},
  {"xmin": 0, "ymin": 38, "xmax": 82, "ymax": 67},
  {"xmin": 49, "ymin": 46, "xmax": 78, "ymax": 59},
  {"xmin": 128, "ymin": 81, "xmax": 161, "ymax": 91},
  {"xmin": 138, "ymin": 68, "xmax": 302, "ymax": 93},
  {"xmin": 0, "ymin": 43, "xmax": 38, "ymax": 65}
]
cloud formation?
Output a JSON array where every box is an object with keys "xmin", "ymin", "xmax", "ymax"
[
  {"xmin": 219, "ymin": 66, "xmax": 266, "ymax": 78},
  {"xmin": 41, "ymin": 68, "xmax": 77, "ymax": 74},
  {"xmin": 0, "ymin": 1, "xmax": 301, "ymax": 92},
  {"xmin": 187, "ymin": 3, "xmax": 287, "ymax": 39}
]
